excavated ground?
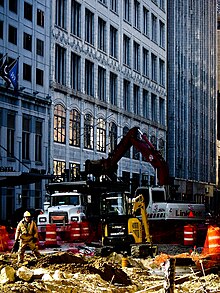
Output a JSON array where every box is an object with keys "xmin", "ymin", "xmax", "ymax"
[{"xmin": 0, "ymin": 248, "xmax": 220, "ymax": 293}]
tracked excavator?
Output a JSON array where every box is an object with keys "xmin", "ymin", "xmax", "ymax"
[{"xmin": 84, "ymin": 126, "xmax": 166, "ymax": 257}]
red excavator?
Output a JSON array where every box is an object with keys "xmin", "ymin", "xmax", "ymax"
[{"xmin": 85, "ymin": 126, "xmax": 169, "ymax": 186}]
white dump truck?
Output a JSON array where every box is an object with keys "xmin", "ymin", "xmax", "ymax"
[{"xmin": 37, "ymin": 182, "xmax": 89, "ymax": 234}]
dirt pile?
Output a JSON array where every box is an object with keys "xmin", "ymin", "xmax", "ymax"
[{"xmin": 0, "ymin": 251, "xmax": 219, "ymax": 292}]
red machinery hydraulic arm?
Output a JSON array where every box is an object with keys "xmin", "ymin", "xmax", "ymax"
[{"xmin": 85, "ymin": 127, "xmax": 169, "ymax": 185}]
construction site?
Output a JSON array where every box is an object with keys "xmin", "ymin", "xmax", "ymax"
[{"xmin": 0, "ymin": 127, "xmax": 219, "ymax": 292}]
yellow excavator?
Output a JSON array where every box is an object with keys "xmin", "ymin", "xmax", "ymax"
[{"xmin": 96, "ymin": 190, "xmax": 157, "ymax": 257}]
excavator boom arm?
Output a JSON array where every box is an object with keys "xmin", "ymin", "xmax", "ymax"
[{"xmin": 85, "ymin": 127, "xmax": 169, "ymax": 185}]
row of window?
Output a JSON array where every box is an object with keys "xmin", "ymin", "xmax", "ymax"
[
  {"xmin": 0, "ymin": 22, "xmax": 44, "ymax": 57},
  {"xmin": 0, "ymin": 0, "xmax": 44, "ymax": 27},
  {"xmin": 53, "ymin": 104, "xmax": 165, "ymax": 154},
  {"xmin": 56, "ymin": 49, "xmax": 165, "ymax": 123},
  {"xmin": 0, "ymin": 110, "xmax": 43, "ymax": 162},
  {"xmin": 57, "ymin": 45, "xmax": 165, "ymax": 89},
  {"xmin": 65, "ymin": 1, "xmax": 165, "ymax": 53}
]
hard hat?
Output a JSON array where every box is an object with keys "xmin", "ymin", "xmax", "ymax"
[{"xmin": 23, "ymin": 211, "xmax": 31, "ymax": 217}]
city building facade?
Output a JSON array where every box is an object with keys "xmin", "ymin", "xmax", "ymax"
[
  {"xmin": 167, "ymin": 0, "xmax": 217, "ymax": 207},
  {"xmin": 50, "ymin": 0, "xmax": 167, "ymax": 194},
  {"xmin": 0, "ymin": 0, "xmax": 52, "ymax": 223}
]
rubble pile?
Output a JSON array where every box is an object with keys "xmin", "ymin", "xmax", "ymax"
[{"xmin": 0, "ymin": 251, "xmax": 219, "ymax": 292}]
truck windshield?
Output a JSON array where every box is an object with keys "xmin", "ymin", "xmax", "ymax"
[
  {"xmin": 152, "ymin": 190, "xmax": 165, "ymax": 202},
  {"xmin": 51, "ymin": 195, "xmax": 80, "ymax": 206},
  {"xmin": 101, "ymin": 192, "xmax": 127, "ymax": 215}
]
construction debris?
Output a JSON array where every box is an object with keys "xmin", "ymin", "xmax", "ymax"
[{"xmin": 0, "ymin": 250, "xmax": 219, "ymax": 293}]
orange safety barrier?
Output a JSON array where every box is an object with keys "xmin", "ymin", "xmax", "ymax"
[
  {"xmin": 70, "ymin": 221, "xmax": 80, "ymax": 242},
  {"xmin": 0, "ymin": 226, "xmax": 9, "ymax": 251},
  {"xmin": 202, "ymin": 225, "xmax": 220, "ymax": 255},
  {"xmin": 45, "ymin": 224, "xmax": 57, "ymax": 247},
  {"xmin": 184, "ymin": 224, "xmax": 195, "ymax": 246},
  {"xmin": 80, "ymin": 221, "xmax": 90, "ymax": 241}
]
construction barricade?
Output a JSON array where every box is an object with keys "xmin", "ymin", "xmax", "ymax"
[
  {"xmin": 202, "ymin": 225, "xmax": 220, "ymax": 255},
  {"xmin": 80, "ymin": 221, "xmax": 90, "ymax": 241},
  {"xmin": 184, "ymin": 224, "xmax": 196, "ymax": 246},
  {"xmin": 45, "ymin": 224, "xmax": 57, "ymax": 247},
  {"xmin": 70, "ymin": 221, "xmax": 80, "ymax": 242},
  {"xmin": 0, "ymin": 226, "xmax": 9, "ymax": 251}
]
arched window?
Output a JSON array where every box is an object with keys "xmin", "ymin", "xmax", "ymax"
[
  {"xmin": 109, "ymin": 122, "xmax": 117, "ymax": 154},
  {"xmin": 123, "ymin": 126, "xmax": 130, "ymax": 158},
  {"xmin": 97, "ymin": 118, "xmax": 106, "ymax": 152},
  {"xmin": 84, "ymin": 114, "xmax": 94, "ymax": 149},
  {"xmin": 54, "ymin": 104, "xmax": 66, "ymax": 143},
  {"xmin": 69, "ymin": 109, "xmax": 80, "ymax": 147}
]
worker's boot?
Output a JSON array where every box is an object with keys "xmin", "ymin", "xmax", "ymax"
[{"xmin": 33, "ymin": 249, "xmax": 41, "ymax": 259}]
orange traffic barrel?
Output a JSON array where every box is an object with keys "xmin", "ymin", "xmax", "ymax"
[
  {"xmin": 0, "ymin": 226, "xmax": 9, "ymax": 251},
  {"xmin": 184, "ymin": 224, "xmax": 194, "ymax": 246},
  {"xmin": 45, "ymin": 224, "xmax": 57, "ymax": 247},
  {"xmin": 70, "ymin": 221, "xmax": 80, "ymax": 242},
  {"xmin": 203, "ymin": 225, "xmax": 220, "ymax": 255},
  {"xmin": 80, "ymin": 221, "xmax": 90, "ymax": 241}
]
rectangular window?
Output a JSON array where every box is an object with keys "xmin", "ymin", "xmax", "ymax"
[
  {"xmin": 8, "ymin": 25, "xmax": 17, "ymax": 45},
  {"xmin": 85, "ymin": 8, "xmax": 94, "ymax": 45},
  {"xmin": 159, "ymin": 20, "xmax": 165, "ymax": 48},
  {"xmin": 24, "ymin": 2, "xmax": 32, "ymax": 22},
  {"xmin": 123, "ymin": 79, "xmax": 130, "ymax": 111},
  {"xmin": 109, "ymin": 72, "xmax": 117, "ymax": 106},
  {"xmin": 71, "ymin": 52, "xmax": 81, "ymax": 91},
  {"xmin": 151, "ymin": 93, "xmax": 157, "ymax": 121},
  {"xmin": 23, "ymin": 32, "xmax": 32, "ymax": 51},
  {"xmin": 55, "ymin": 44, "xmax": 66, "ymax": 85},
  {"xmin": 56, "ymin": 0, "xmax": 66, "ymax": 29},
  {"xmin": 0, "ymin": 21, "xmax": 3, "ymax": 39},
  {"xmin": 133, "ymin": 41, "xmax": 140, "ymax": 72},
  {"xmin": 159, "ymin": 0, "xmax": 165, "ymax": 10},
  {"xmin": 151, "ymin": 53, "xmax": 157, "ymax": 81},
  {"xmin": 159, "ymin": 58, "xmax": 165, "ymax": 86},
  {"xmin": 159, "ymin": 97, "xmax": 165, "ymax": 125},
  {"xmin": 71, "ymin": 0, "xmax": 81, "ymax": 37},
  {"xmin": 37, "ymin": 9, "xmax": 44, "ymax": 27},
  {"xmin": 53, "ymin": 160, "xmax": 66, "ymax": 177},
  {"xmin": 36, "ymin": 68, "xmax": 44, "ymax": 86},
  {"xmin": 143, "ymin": 89, "xmax": 148, "ymax": 119},
  {"xmin": 36, "ymin": 39, "xmax": 44, "ymax": 56},
  {"xmin": 152, "ymin": 14, "xmax": 157, "ymax": 43},
  {"xmin": 85, "ymin": 59, "xmax": 94, "ymax": 96},
  {"xmin": 98, "ymin": 66, "xmax": 106, "ymax": 101},
  {"xmin": 110, "ymin": 0, "xmax": 118, "ymax": 13},
  {"xmin": 35, "ymin": 121, "xmax": 42, "ymax": 162},
  {"xmin": 143, "ymin": 48, "xmax": 149, "ymax": 76},
  {"xmin": 23, "ymin": 63, "xmax": 32, "ymax": 82},
  {"xmin": 22, "ymin": 116, "xmax": 31, "ymax": 160},
  {"xmin": 143, "ymin": 7, "xmax": 149, "ymax": 36},
  {"xmin": 133, "ymin": 85, "xmax": 140, "ymax": 115},
  {"xmin": 134, "ymin": 0, "xmax": 140, "ymax": 29},
  {"xmin": 123, "ymin": 0, "xmax": 130, "ymax": 22},
  {"xmin": 110, "ymin": 25, "xmax": 117, "ymax": 58},
  {"xmin": 123, "ymin": 34, "xmax": 130, "ymax": 66},
  {"xmin": 98, "ymin": 17, "xmax": 106, "ymax": 52},
  {"xmin": 9, "ymin": 0, "xmax": 17, "ymax": 13},
  {"xmin": 7, "ymin": 112, "xmax": 15, "ymax": 158}
]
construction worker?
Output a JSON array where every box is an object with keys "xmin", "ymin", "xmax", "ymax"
[{"xmin": 15, "ymin": 211, "xmax": 41, "ymax": 264}]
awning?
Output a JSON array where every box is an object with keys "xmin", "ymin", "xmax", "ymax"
[{"xmin": 0, "ymin": 172, "xmax": 55, "ymax": 187}]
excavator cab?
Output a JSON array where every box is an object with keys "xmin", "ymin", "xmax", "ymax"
[{"xmin": 97, "ymin": 191, "xmax": 157, "ymax": 257}]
